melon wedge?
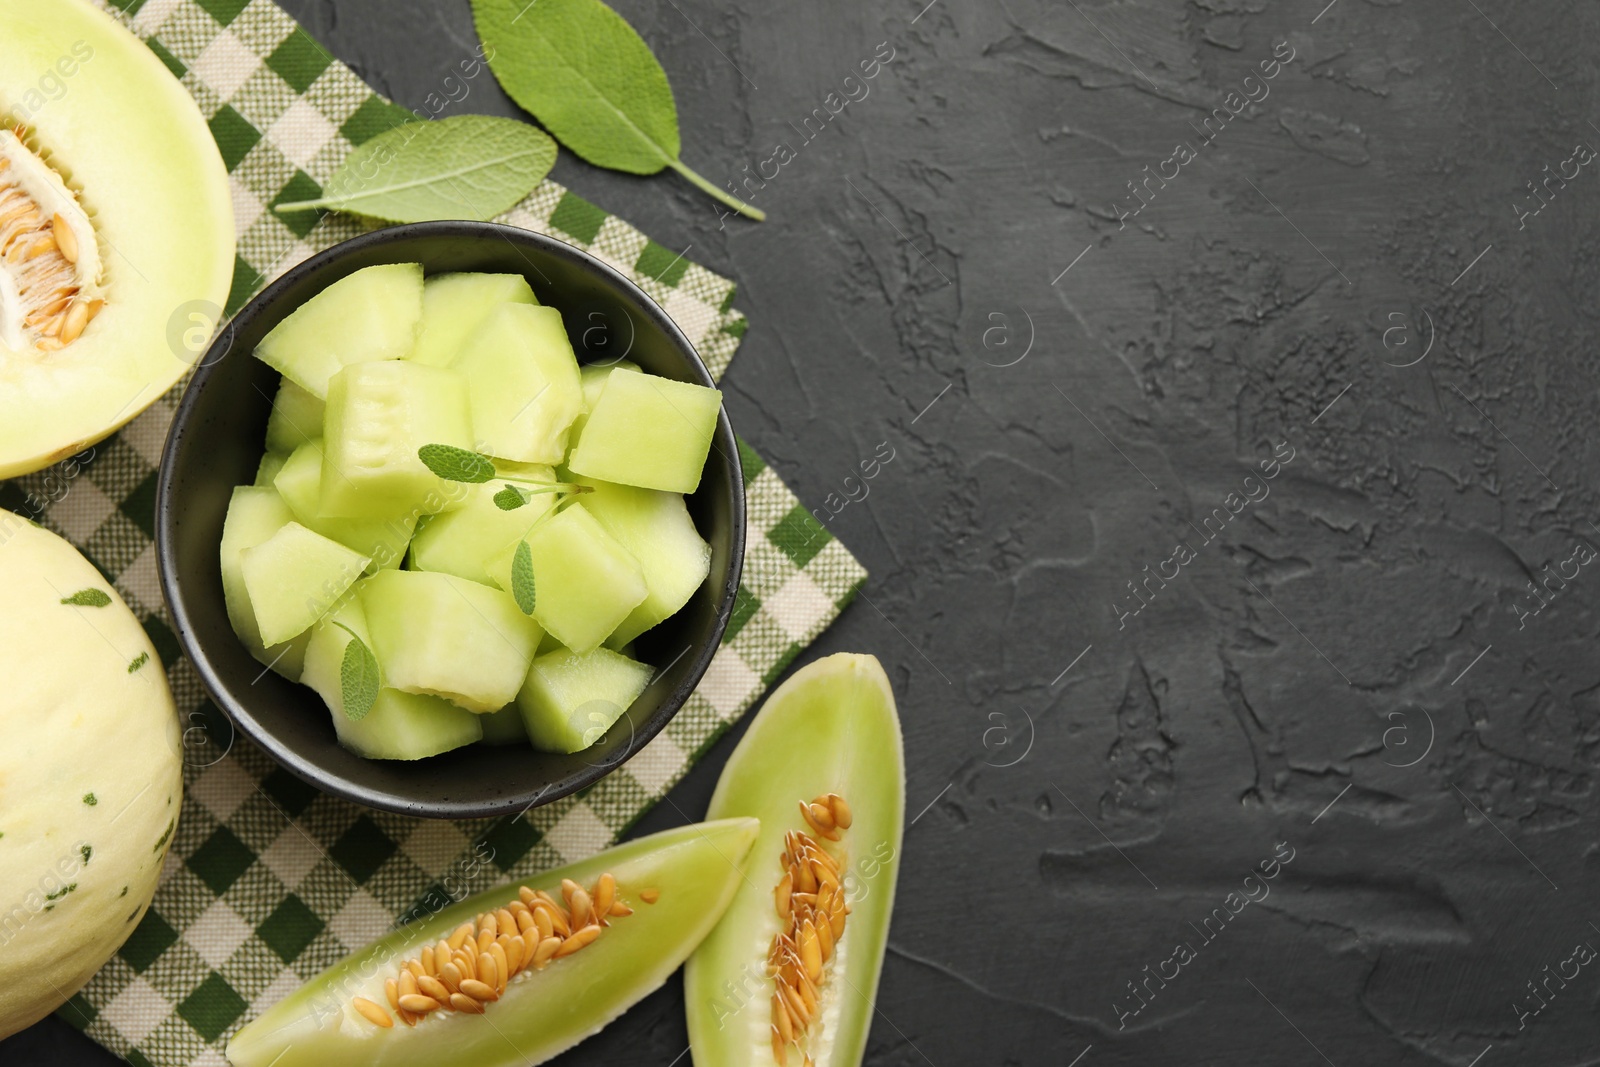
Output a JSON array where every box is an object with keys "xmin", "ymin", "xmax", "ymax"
[
  {"xmin": 686, "ymin": 654, "xmax": 904, "ymax": 1067},
  {"xmin": 0, "ymin": 0, "xmax": 234, "ymax": 478},
  {"xmin": 226, "ymin": 818, "xmax": 761, "ymax": 1067}
]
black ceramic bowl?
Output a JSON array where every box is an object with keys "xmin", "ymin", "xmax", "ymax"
[{"xmin": 157, "ymin": 221, "xmax": 745, "ymax": 819}]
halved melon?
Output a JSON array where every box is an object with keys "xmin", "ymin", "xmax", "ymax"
[
  {"xmin": 0, "ymin": 0, "xmax": 234, "ymax": 478},
  {"xmin": 226, "ymin": 818, "xmax": 760, "ymax": 1067},
  {"xmin": 686, "ymin": 654, "xmax": 904, "ymax": 1067}
]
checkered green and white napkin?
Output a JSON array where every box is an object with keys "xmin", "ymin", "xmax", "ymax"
[{"xmin": 0, "ymin": 2, "xmax": 867, "ymax": 1062}]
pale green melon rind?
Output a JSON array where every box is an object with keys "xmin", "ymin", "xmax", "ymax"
[
  {"xmin": 225, "ymin": 818, "xmax": 760, "ymax": 1067},
  {"xmin": 0, "ymin": 514, "xmax": 182, "ymax": 1038},
  {"xmin": 686, "ymin": 654, "xmax": 905, "ymax": 1067},
  {"xmin": 0, "ymin": 0, "xmax": 234, "ymax": 478}
]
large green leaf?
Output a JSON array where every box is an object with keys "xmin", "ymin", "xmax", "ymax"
[
  {"xmin": 472, "ymin": 0, "xmax": 763, "ymax": 219},
  {"xmin": 276, "ymin": 115, "xmax": 556, "ymax": 223}
]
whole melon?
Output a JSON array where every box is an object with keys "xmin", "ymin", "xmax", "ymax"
[{"xmin": 0, "ymin": 513, "xmax": 182, "ymax": 1039}]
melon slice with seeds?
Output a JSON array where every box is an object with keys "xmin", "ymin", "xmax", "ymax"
[
  {"xmin": 686, "ymin": 654, "xmax": 904, "ymax": 1067},
  {"xmin": 0, "ymin": 0, "xmax": 234, "ymax": 478},
  {"xmin": 226, "ymin": 819, "xmax": 759, "ymax": 1067}
]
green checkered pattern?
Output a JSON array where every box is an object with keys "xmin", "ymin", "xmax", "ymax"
[{"xmin": 0, "ymin": 2, "xmax": 867, "ymax": 1063}]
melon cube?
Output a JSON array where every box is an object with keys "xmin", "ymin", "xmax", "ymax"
[
  {"xmin": 264, "ymin": 379, "xmax": 325, "ymax": 453},
  {"xmin": 358, "ymin": 569, "xmax": 541, "ymax": 712},
  {"xmin": 515, "ymin": 645, "xmax": 654, "ymax": 753},
  {"xmin": 220, "ymin": 486, "xmax": 309, "ymax": 678},
  {"xmin": 408, "ymin": 272, "xmax": 537, "ymax": 367},
  {"xmin": 566, "ymin": 369, "xmax": 722, "ymax": 493},
  {"xmin": 240, "ymin": 521, "xmax": 370, "ymax": 646},
  {"xmin": 254, "ymin": 451, "xmax": 288, "ymax": 487},
  {"xmin": 406, "ymin": 466, "xmax": 557, "ymax": 586},
  {"xmin": 272, "ymin": 440, "xmax": 417, "ymax": 570},
  {"xmin": 568, "ymin": 359, "xmax": 640, "ymax": 443},
  {"xmin": 452, "ymin": 303, "xmax": 582, "ymax": 464},
  {"xmin": 301, "ymin": 600, "xmax": 483, "ymax": 759},
  {"xmin": 320, "ymin": 360, "xmax": 474, "ymax": 518},
  {"xmin": 476, "ymin": 705, "xmax": 530, "ymax": 746},
  {"xmin": 578, "ymin": 477, "xmax": 711, "ymax": 646},
  {"xmin": 255, "ymin": 262, "xmax": 424, "ymax": 398},
  {"xmin": 485, "ymin": 503, "xmax": 646, "ymax": 654}
]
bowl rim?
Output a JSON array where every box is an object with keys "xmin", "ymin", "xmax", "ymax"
[{"xmin": 155, "ymin": 219, "xmax": 747, "ymax": 819}]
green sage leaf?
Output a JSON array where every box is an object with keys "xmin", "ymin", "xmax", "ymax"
[
  {"xmin": 418, "ymin": 444, "xmax": 498, "ymax": 483},
  {"xmin": 493, "ymin": 484, "xmax": 528, "ymax": 511},
  {"xmin": 471, "ymin": 0, "xmax": 764, "ymax": 220},
  {"xmin": 511, "ymin": 540, "xmax": 536, "ymax": 615},
  {"xmin": 333, "ymin": 624, "xmax": 381, "ymax": 722},
  {"xmin": 275, "ymin": 115, "xmax": 557, "ymax": 223},
  {"xmin": 60, "ymin": 588, "xmax": 111, "ymax": 607}
]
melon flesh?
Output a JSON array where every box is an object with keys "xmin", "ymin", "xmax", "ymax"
[
  {"xmin": 227, "ymin": 819, "xmax": 759, "ymax": 1067},
  {"xmin": 300, "ymin": 599, "xmax": 482, "ymax": 759},
  {"xmin": 452, "ymin": 303, "xmax": 583, "ymax": 463},
  {"xmin": 406, "ymin": 469, "xmax": 556, "ymax": 586},
  {"xmin": 568, "ymin": 358, "xmax": 639, "ymax": 443},
  {"xmin": 486, "ymin": 503, "xmax": 646, "ymax": 654},
  {"xmin": 0, "ymin": 514, "xmax": 182, "ymax": 1039},
  {"xmin": 264, "ymin": 379, "xmax": 326, "ymax": 454},
  {"xmin": 0, "ymin": 0, "xmax": 234, "ymax": 479},
  {"xmin": 516, "ymin": 645, "xmax": 654, "ymax": 753},
  {"xmin": 220, "ymin": 486, "xmax": 309, "ymax": 679},
  {"xmin": 686, "ymin": 654, "xmax": 905, "ymax": 1067},
  {"xmin": 567, "ymin": 368, "xmax": 722, "ymax": 493},
  {"xmin": 358, "ymin": 569, "xmax": 541, "ymax": 712},
  {"xmin": 476, "ymin": 705, "xmax": 530, "ymax": 745},
  {"xmin": 253, "ymin": 451, "xmax": 289, "ymax": 488},
  {"xmin": 241, "ymin": 522, "xmax": 370, "ymax": 646},
  {"xmin": 408, "ymin": 271, "xmax": 537, "ymax": 367},
  {"xmin": 577, "ymin": 476, "xmax": 711, "ymax": 647},
  {"xmin": 320, "ymin": 359, "xmax": 474, "ymax": 518},
  {"xmin": 273, "ymin": 440, "xmax": 416, "ymax": 570},
  {"xmin": 255, "ymin": 263, "xmax": 424, "ymax": 398}
]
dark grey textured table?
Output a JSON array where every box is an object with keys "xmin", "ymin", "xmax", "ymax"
[{"xmin": 10, "ymin": 0, "xmax": 1599, "ymax": 1063}]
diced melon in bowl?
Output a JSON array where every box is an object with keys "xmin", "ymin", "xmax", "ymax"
[
  {"xmin": 255, "ymin": 262, "xmax": 424, "ymax": 397},
  {"xmin": 453, "ymin": 303, "xmax": 583, "ymax": 463},
  {"xmin": 477, "ymin": 705, "xmax": 531, "ymax": 746},
  {"xmin": 577, "ymin": 477, "xmax": 712, "ymax": 647},
  {"xmin": 567, "ymin": 368, "xmax": 723, "ymax": 493},
  {"xmin": 516, "ymin": 645, "xmax": 654, "ymax": 753},
  {"xmin": 358, "ymin": 569, "xmax": 541, "ymax": 712},
  {"xmin": 220, "ymin": 486, "xmax": 309, "ymax": 678},
  {"xmin": 569, "ymin": 359, "xmax": 640, "ymax": 442},
  {"xmin": 408, "ymin": 271, "xmax": 537, "ymax": 367},
  {"xmin": 301, "ymin": 599, "xmax": 483, "ymax": 759},
  {"xmin": 407, "ymin": 468, "xmax": 556, "ymax": 585},
  {"xmin": 253, "ymin": 451, "xmax": 288, "ymax": 488},
  {"xmin": 264, "ymin": 379, "xmax": 325, "ymax": 454},
  {"xmin": 486, "ymin": 503, "xmax": 647, "ymax": 654},
  {"xmin": 272, "ymin": 439, "xmax": 417, "ymax": 570},
  {"xmin": 240, "ymin": 521, "xmax": 370, "ymax": 646},
  {"xmin": 320, "ymin": 360, "xmax": 474, "ymax": 517}
]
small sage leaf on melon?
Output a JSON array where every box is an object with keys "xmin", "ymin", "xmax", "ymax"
[
  {"xmin": 60, "ymin": 588, "xmax": 111, "ymax": 607},
  {"xmin": 493, "ymin": 484, "xmax": 528, "ymax": 511},
  {"xmin": 274, "ymin": 115, "xmax": 557, "ymax": 223},
  {"xmin": 418, "ymin": 443, "xmax": 497, "ymax": 484},
  {"xmin": 332, "ymin": 623, "xmax": 380, "ymax": 722},
  {"xmin": 471, "ymin": 0, "xmax": 764, "ymax": 221},
  {"xmin": 127, "ymin": 651, "xmax": 149, "ymax": 673},
  {"xmin": 512, "ymin": 540, "xmax": 537, "ymax": 615}
]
